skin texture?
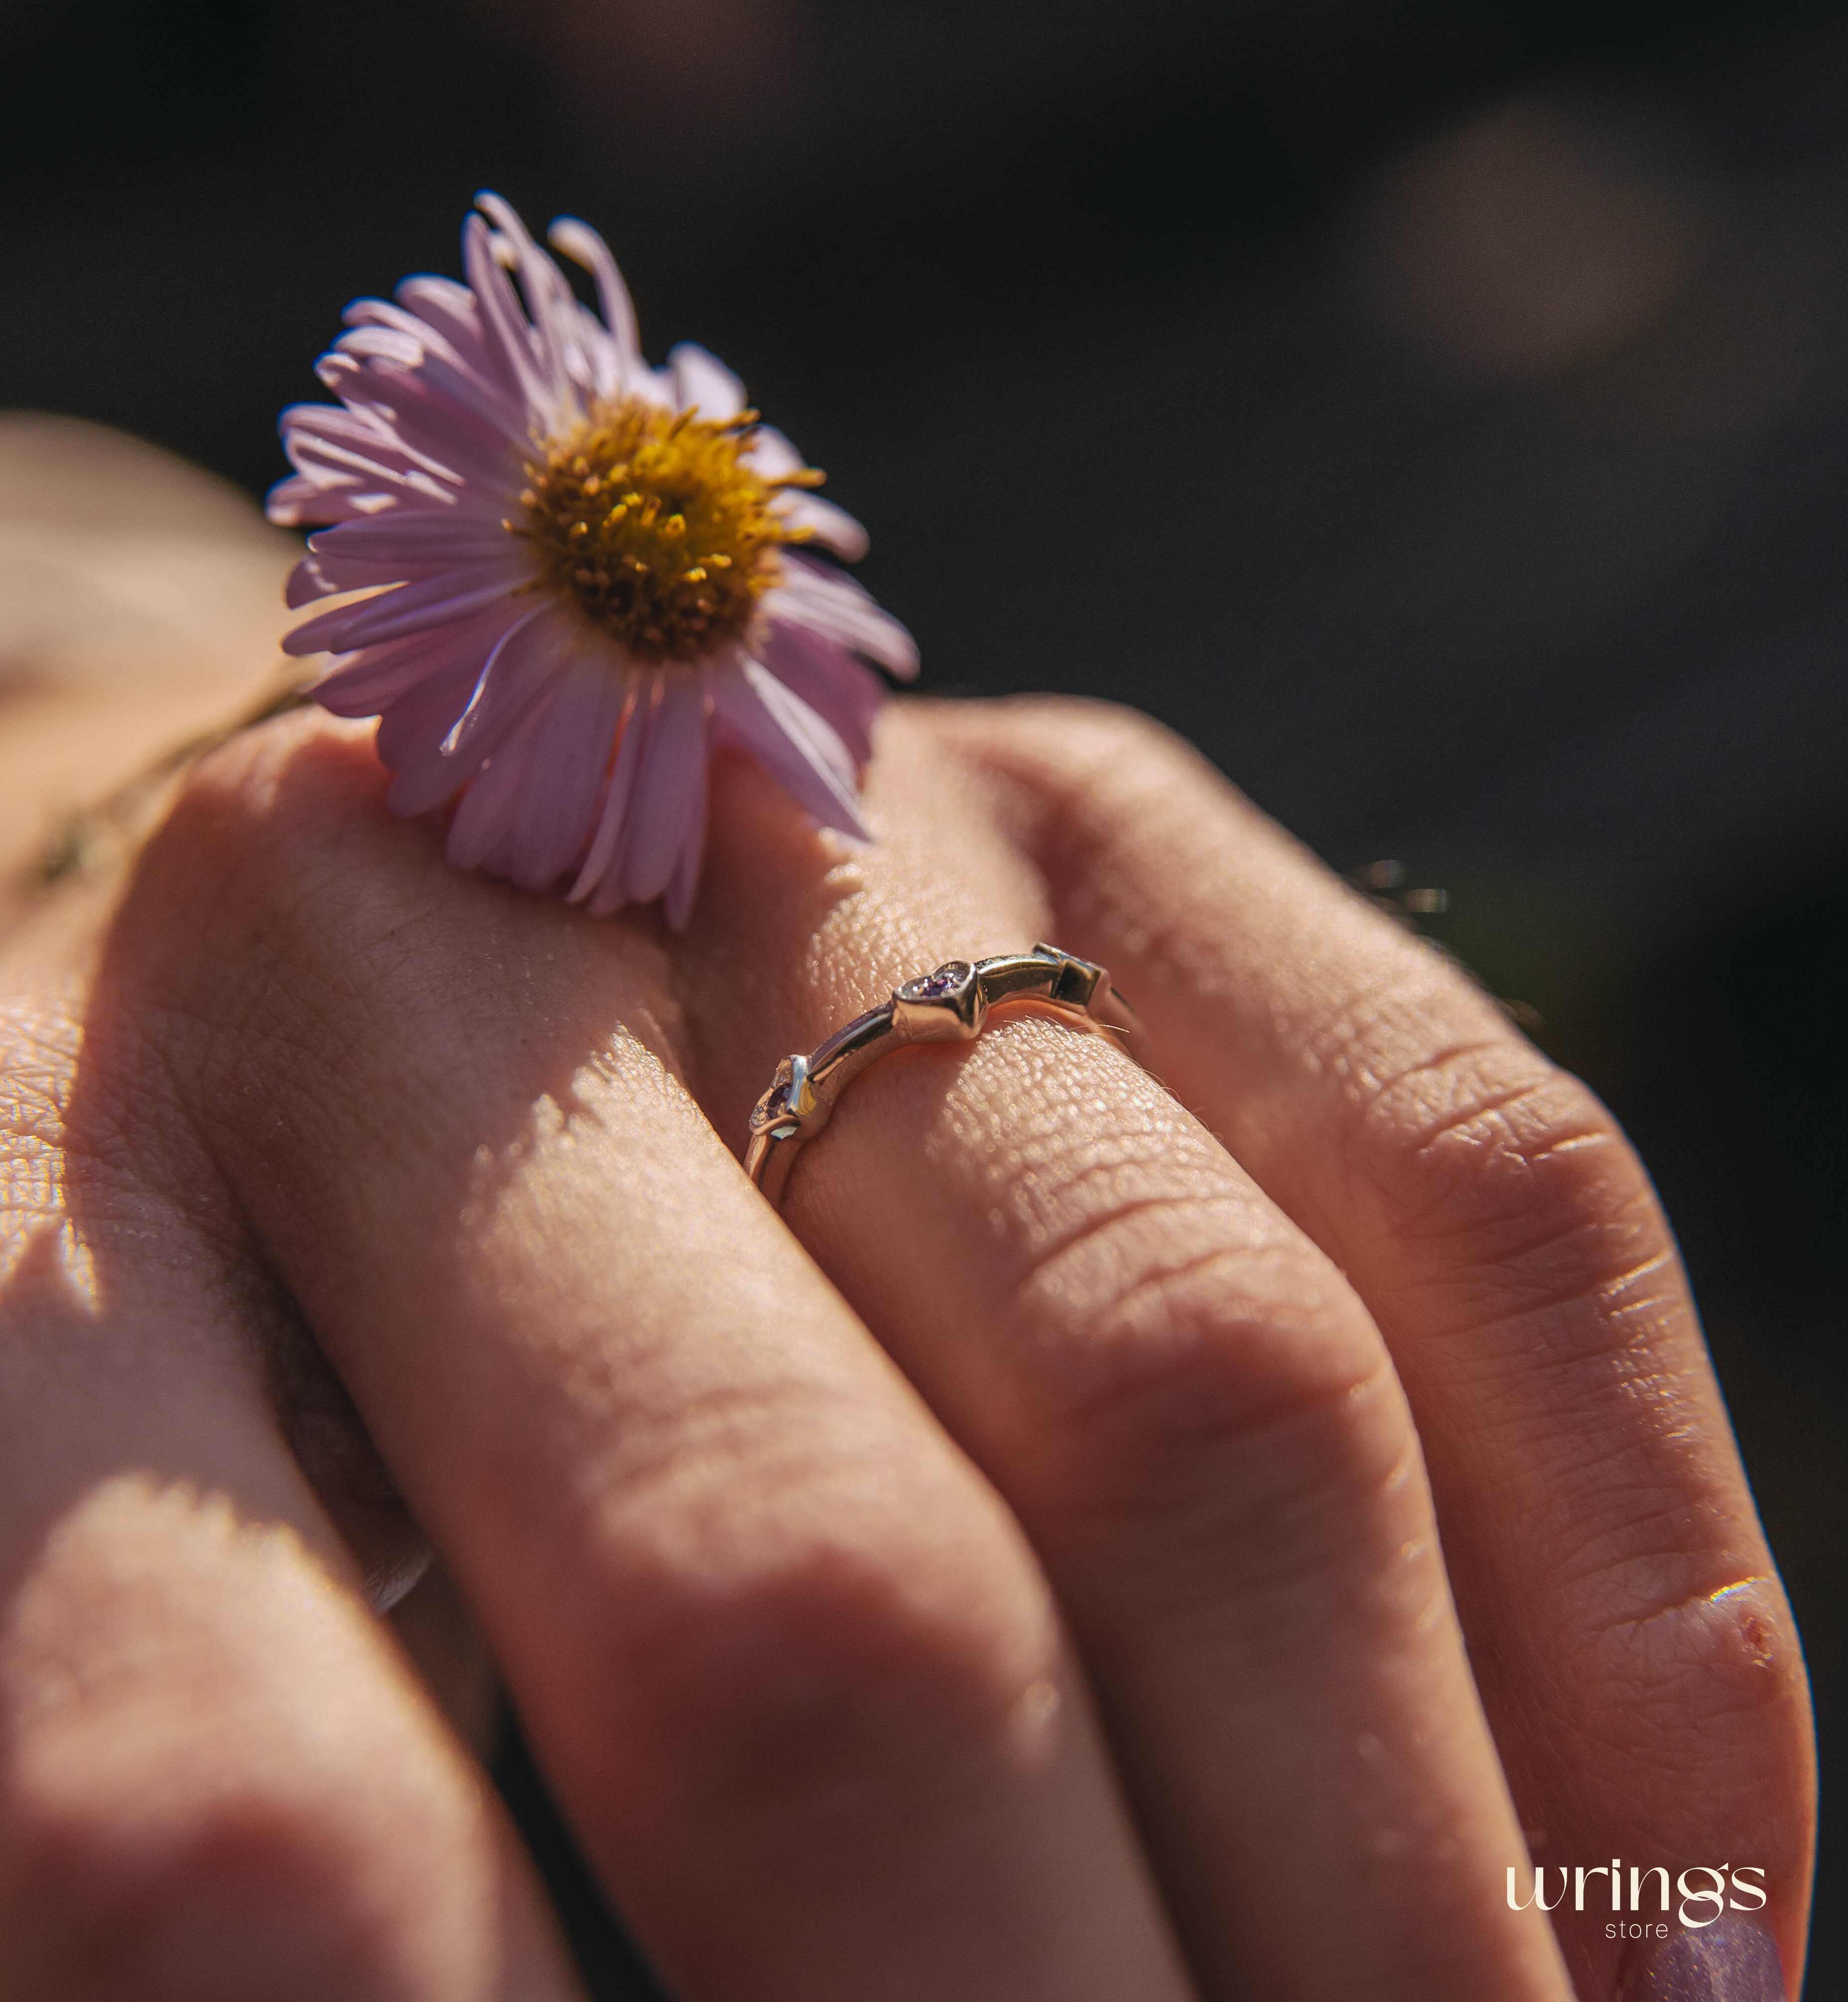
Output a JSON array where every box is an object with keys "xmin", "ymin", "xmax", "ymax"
[{"xmin": 0, "ymin": 428, "xmax": 1816, "ymax": 2001}]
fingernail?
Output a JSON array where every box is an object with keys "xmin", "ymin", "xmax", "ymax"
[{"xmin": 1620, "ymin": 1916, "xmax": 1786, "ymax": 2002}]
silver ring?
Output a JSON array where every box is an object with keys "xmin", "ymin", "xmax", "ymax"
[{"xmin": 744, "ymin": 944, "xmax": 1140, "ymax": 1208}]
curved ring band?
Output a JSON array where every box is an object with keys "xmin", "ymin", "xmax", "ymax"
[{"xmin": 744, "ymin": 944, "xmax": 1141, "ymax": 1208}]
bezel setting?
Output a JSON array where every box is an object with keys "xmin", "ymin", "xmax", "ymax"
[{"xmin": 892, "ymin": 960, "xmax": 984, "ymax": 1040}]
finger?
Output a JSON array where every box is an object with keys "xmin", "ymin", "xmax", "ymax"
[
  {"xmin": 671, "ymin": 717, "xmax": 1573, "ymax": 2002},
  {"xmin": 941, "ymin": 696, "xmax": 1818, "ymax": 1995},
  {"xmin": 116, "ymin": 712, "xmax": 1199, "ymax": 2002},
  {"xmin": 0, "ymin": 993, "xmax": 576, "ymax": 2000},
  {"xmin": 0, "ymin": 412, "xmax": 296, "ymax": 937}
]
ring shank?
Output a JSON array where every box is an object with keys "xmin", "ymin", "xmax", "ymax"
[{"xmin": 744, "ymin": 945, "xmax": 1139, "ymax": 1208}]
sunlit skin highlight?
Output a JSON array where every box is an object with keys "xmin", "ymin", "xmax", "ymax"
[
  {"xmin": 510, "ymin": 397, "xmax": 823, "ymax": 663},
  {"xmin": 0, "ymin": 1006, "xmax": 100, "ymax": 1308}
]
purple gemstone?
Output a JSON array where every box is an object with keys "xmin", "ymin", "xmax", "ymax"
[
  {"xmin": 903, "ymin": 961, "xmax": 971, "ymax": 1002},
  {"xmin": 756, "ymin": 1082, "xmax": 792, "ymax": 1128}
]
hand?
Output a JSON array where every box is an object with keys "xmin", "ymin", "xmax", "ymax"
[{"xmin": 0, "ymin": 451, "xmax": 1814, "ymax": 2001}]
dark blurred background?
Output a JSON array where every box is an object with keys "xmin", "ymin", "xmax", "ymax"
[{"xmin": 1, "ymin": 0, "xmax": 1841, "ymax": 1992}]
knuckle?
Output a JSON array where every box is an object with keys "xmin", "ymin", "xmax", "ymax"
[
  {"xmin": 1544, "ymin": 1565, "xmax": 1815, "ymax": 1851},
  {"xmin": 177, "ymin": 698, "xmax": 379, "ymax": 866},
  {"xmin": 1576, "ymin": 1566, "xmax": 1799, "ymax": 1728},
  {"xmin": 936, "ymin": 692, "xmax": 1229, "ymax": 833},
  {"xmin": 138, "ymin": 712, "xmax": 683, "ymax": 1145},
  {"xmin": 135, "ymin": 727, "xmax": 466, "ymax": 1133},
  {"xmin": 2, "ymin": 733, "xmax": 381, "ymax": 1202},
  {"xmin": 0, "ymin": 1727, "xmax": 394, "ymax": 1995},
  {"xmin": 1349, "ymin": 1034, "xmax": 1673, "ymax": 1335},
  {"xmin": 938, "ymin": 695, "xmax": 1270, "ymax": 966},
  {"xmin": 0, "ymin": 1489, "xmax": 484, "ymax": 1996},
  {"xmin": 158, "ymin": 724, "xmax": 438, "ymax": 1015},
  {"xmin": 1013, "ymin": 1186, "xmax": 1417, "ymax": 1591},
  {"xmin": 1023, "ymin": 692, "xmax": 1203, "ymax": 770},
  {"xmin": 572, "ymin": 1437, "xmax": 1057, "ymax": 1831},
  {"xmin": 986, "ymin": 695, "xmax": 1229, "ymax": 826}
]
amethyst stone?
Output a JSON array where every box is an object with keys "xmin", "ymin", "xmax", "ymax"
[{"xmin": 901, "ymin": 961, "xmax": 972, "ymax": 1002}]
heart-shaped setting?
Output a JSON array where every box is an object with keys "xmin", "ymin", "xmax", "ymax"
[
  {"xmin": 893, "ymin": 960, "xmax": 983, "ymax": 1039},
  {"xmin": 898, "ymin": 961, "xmax": 974, "ymax": 1003}
]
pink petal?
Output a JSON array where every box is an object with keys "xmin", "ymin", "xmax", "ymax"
[
  {"xmin": 475, "ymin": 193, "xmax": 578, "ymax": 415},
  {"xmin": 444, "ymin": 733, "xmax": 535, "ymax": 874},
  {"xmin": 503, "ymin": 658, "xmax": 626, "ymax": 889},
  {"xmin": 756, "ymin": 620, "xmax": 884, "ymax": 766},
  {"xmin": 335, "ymin": 325, "xmax": 424, "ymax": 369},
  {"xmin": 711, "ymin": 659, "xmax": 870, "ymax": 839},
  {"xmin": 440, "ymin": 608, "xmax": 570, "ymax": 761},
  {"xmin": 548, "ymin": 216, "xmax": 641, "ymax": 371},
  {"xmin": 282, "ymin": 418, "xmax": 460, "ymax": 506},
  {"xmin": 667, "ymin": 343, "xmax": 746, "ymax": 422},
  {"xmin": 282, "ymin": 444, "xmax": 453, "ymax": 514},
  {"xmin": 394, "ymin": 276, "xmax": 510, "ymax": 389},
  {"xmin": 324, "ymin": 356, "xmax": 524, "ymax": 484},
  {"xmin": 660, "ymin": 743, "xmax": 709, "ymax": 930},
  {"xmin": 745, "ymin": 425, "xmax": 802, "ymax": 479},
  {"xmin": 619, "ymin": 678, "xmax": 707, "ymax": 906},
  {"xmin": 779, "ymin": 492, "xmax": 870, "ymax": 560},
  {"xmin": 382, "ymin": 608, "xmax": 561, "ymax": 815},
  {"xmin": 563, "ymin": 306, "xmax": 625, "ymax": 403},
  {"xmin": 286, "ymin": 555, "xmax": 343, "ymax": 607},
  {"xmin": 283, "ymin": 565, "xmax": 526, "ymax": 657},
  {"xmin": 767, "ymin": 556, "xmax": 919, "ymax": 678},
  {"xmin": 309, "ymin": 510, "xmax": 523, "ymax": 569},
  {"xmin": 283, "ymin": 402, "xmax": 466, "ymax": 485},
  {"xmin": 298, "ymin": 553, "xmax": 462, "ymax": 602},
  {"xmin": 269, "ymin": 473, "xmax": 366, "ymax": 526},
  {"xmin": 341, "ymin": 298, "xmax": 513, "ymax": 422},
  {"xmin": 372, "ymin": 653, "xmax": 487, "ymax": 772},
  {"xmin": 569, "ymin": 681, "xmax": 650, "ymax": 906},
  {"xmin": 311, "ymin": 609, "xmax": 517, "ymax": 718},
  {"xmin": 391, "ymin": 293, "xmax": 534, "ymax": 434},
  {"xmin": 462, "ymin": 213, "xmax": 555, "ymax": 423}
]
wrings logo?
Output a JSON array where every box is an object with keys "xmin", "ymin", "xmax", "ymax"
[{"xmin": 1507, "ymin": 1862, "xmax": 1765, "ymax": 1940}]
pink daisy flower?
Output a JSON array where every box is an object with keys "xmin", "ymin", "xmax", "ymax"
[{"xmin": 271, "ymin": 192, "xmax": 917, "ymax": 927}]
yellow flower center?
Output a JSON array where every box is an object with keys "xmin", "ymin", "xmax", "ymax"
[{"xmin": 509, "ymin": 397, "xmax": 818, "ymax": 663}]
